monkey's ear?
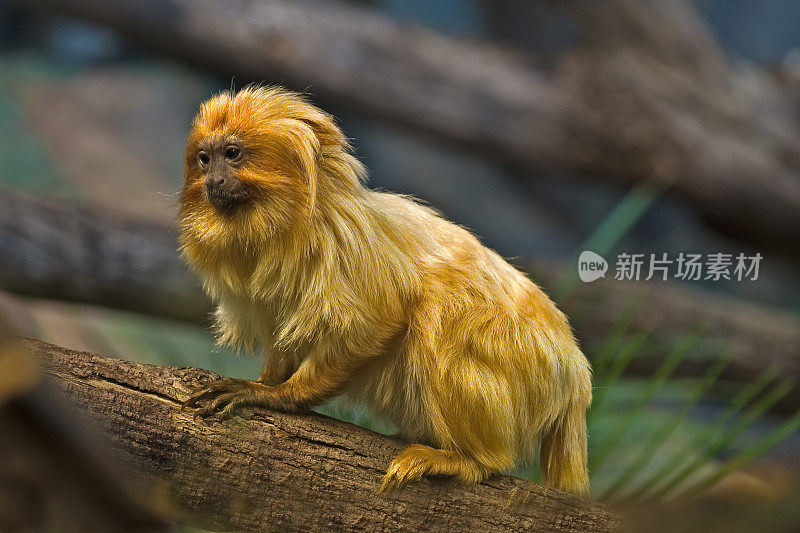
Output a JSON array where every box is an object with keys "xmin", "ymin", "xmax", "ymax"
[
  {"xmin": 288, "ymin": 119, "xmax": 322, "ymax": 182},
  {"xmin": 265, "ymin": 118, "xmax": 321, "ymax": 207},
  {"xmin": 297, "ymin": 108, "xmax": 347, "ymax": 149}
]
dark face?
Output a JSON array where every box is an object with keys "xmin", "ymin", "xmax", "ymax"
[{"xmin": 196, "ymin": 139, "xmax": 249, "ymax": 212}]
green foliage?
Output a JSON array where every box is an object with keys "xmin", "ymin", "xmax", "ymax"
[
  {"xmin": 584, "ymin": 321, "xmax": 794, "ymax": 501},
  {"xmin": 558, "ymin": 180, "xmax": 800, "ymax": 501}
]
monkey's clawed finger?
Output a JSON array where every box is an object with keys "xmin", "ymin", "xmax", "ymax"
[
  {"xmin": 182, "ymin": 381, "xmax": 229, "ymax": 408},
  {"xmin": 182, "ymin": 378, "xmax": 255, "ymax": 418},
  {"xmin": 191, "ymin": 392, "xmax": 238, "ymax": 419},
  {"xmin": 380, "ymin": 462, "xmax": 423, "ymax": 493}
]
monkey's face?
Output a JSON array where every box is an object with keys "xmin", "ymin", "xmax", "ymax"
[
  {"xmin": 195, "ymin": 138, "xmax": 248, "ymax": 213},
  {"xmin": 180, "ymin": 87, "xmax": 335, "ymax": 250}
]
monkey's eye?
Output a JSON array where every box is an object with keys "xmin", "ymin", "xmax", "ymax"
[
  {"xmin": 225, "ymin": 146, "xmax": 241, "ymax": 160},
  {"xmin": 197, "ymin": 151, "xmax": 210, "ymax": 165}
]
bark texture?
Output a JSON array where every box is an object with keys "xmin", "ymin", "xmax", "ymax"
[
  {"xmin": 556, "ymin": 271, "xmax": 800, "ymax": 413},
  {"xmin": 26, "ymin": 338, "xmax": 620, "ymax": 532},
  {"xmin": 12, "ymin": 0, "xmax": 800, "ymax": 259},
  {"xmin": 2, "ymin": 190, "xmax": 798, "ymax": 410},
  {"xmin": 0, "ymin": 325, "xmax": 176, "ymax": 532},
  {"xmin": 0, "ymin": 190, "xmax": 208, "ymax": 323}
]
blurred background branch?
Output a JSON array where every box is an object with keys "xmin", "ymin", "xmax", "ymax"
[
  {"xmin": 3, "ymin": 189, "xmax": 798, "ymax": 411},
  {"xmin": 0, "ymin": 190, "xmax": 206, "ymax": 322},
  {"xmin": 10, "ymin": 0, "xmax": 800, "ymax": 261}
]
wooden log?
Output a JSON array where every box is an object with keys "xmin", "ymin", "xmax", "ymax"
[
  {"xmin": 552, "ymin": 270, "xmax": 800, "ymax": 413},
  {"xmin": 0, "ymin": 324, "xmax": 176, "ymax": 532},
  {"xmin": 26, "ymin": 338, "xmax": 620, "ymax": 532},
  {"xmin": 11, "ymin": 0, "xmax": 800, "ymax": 259},
  {"xmin": 2, "ymin": 190, "xmax": 798, "ymax": 410},
  {"xmin": 0, "ymin": 189, "xmax": 209, "ymax": 323}
]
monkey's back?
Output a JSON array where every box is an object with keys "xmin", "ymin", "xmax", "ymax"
[{"xmin": 350, "ymin": 191, "xmax": 591, "ymax": 465}]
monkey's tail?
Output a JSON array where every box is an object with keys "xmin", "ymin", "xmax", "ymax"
[{"xmin": 539, "ymin": 400, "xmax": 590, "ymax": 497}]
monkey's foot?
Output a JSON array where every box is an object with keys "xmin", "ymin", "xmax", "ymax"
[
  {"xmin": 182, "ymin": 378, "xmax": 290, "ymax": 419},
  {"xmin": 380, "ymin": 444, "xmax": 488, "ymax": 492}
]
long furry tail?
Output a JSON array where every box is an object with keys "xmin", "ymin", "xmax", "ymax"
[{"xmin": 540, "ymin": 401, "xmax": 590, "ymax": 497}]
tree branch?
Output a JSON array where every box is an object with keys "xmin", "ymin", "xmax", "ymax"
[
  {"xmin": 12, "ymin": 0, "xmax": 800, "ymax": 259},
  {"xmin": 2, "ymin": 189, "xmax": 799, "ymax": 411},
  {"xmin": 0, "ymin": 324, "xmax": 176, "ymax": 531},
  {"xmin": 26, "ymin": 338, "xmax": 620, "ymax": 532},
  {"xmin": 0, "ymin": 190, "xmax": 208, "ymax": 323}
]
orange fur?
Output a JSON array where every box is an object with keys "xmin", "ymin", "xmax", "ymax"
[{"xmin": 179, "ymin": 86, "xmax": 592, "ymax": 496}]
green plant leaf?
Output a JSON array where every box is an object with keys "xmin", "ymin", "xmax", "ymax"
[
  {"xmin": 589, "ymin": 298, "xmax": 644, "ymax": 382},
  {"xmin": 599, "ymin": 347, "xmax": 734, "ymax": 500},
  {"xmin": 647, "ymin": 377, "xmax": 791, "ymax": 499},
  {"xmin": 680, "ymin": 406, "xmax": 800, "ymax": 498},
  {"xmin": 589, "ymin": 330, "xmax": 703, "ymax": 473},
  {"xmin": 628, "ymin": 364, "xmax": 779, "ymax": 499},
  {"xmin": 589, "ymin": 329, "xmax": 653, "ymax": 418}
]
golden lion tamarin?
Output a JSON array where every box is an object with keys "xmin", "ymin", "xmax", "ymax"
[{"xmin": 179, "ymin": 86, "xmax": 592, "ymax": 496}]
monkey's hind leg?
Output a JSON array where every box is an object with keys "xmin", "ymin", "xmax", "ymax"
[
  {"xmin": 539, "ymin": 401, "xmax": 590, "ymax": 497},
  {"xmin": 380, "ymin": 444, "xmax": 488, "ymax": 492}
]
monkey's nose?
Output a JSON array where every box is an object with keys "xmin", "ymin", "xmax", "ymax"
[
  {"xmin": 205, "ymin": 175, "xmax": 247, "ymax": 210},
  {"xmin": 205, "ymin": 176, "xmax": 225, "ymax": 192}
]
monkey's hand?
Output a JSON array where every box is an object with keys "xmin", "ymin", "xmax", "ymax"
[
  {"xmin": 184, "ymin": 343, "xmax": 365, "ymax": 420},
  {"xmin": 182, "ymin": 378, "xmax": 308, "ymax": 419}
]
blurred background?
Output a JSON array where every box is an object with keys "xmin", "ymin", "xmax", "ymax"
[{"xmin": 0, "ymin": 0, "xmax": 799, "ymax": 531}]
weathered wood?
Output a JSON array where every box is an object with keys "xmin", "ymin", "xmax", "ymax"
[
  {"xmin": 12, "ymin": 0, "xmax": 800, "ymax": 259},
  {"xmin": 554, "ymin": 270, "xmax": 800, "ymax": 413},
  {"xmin": 26, "ymin": 338, "xmax": 620, "ymax": 532},
  {"xmin": 0, "ymin": 189, "xmax": 209, "ymax": 323},
  {"xmin": 2, "ymin": 190, "xmax": 799, "ymax": 410},
  {"xmin": 0, "ymin": 324, "xmax": 176, "ymax": 532}
]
